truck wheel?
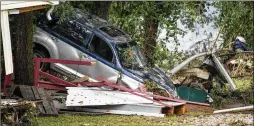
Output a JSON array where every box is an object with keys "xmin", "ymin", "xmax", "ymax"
[{"xmin": 34, "ymin": 49, "xmax": 50, "ymax": 72}]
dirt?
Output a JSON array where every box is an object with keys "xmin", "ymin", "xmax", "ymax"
[
  {"xmin": 179, "ymin": 104, "xmax": 253, "ymax": 126},
  {"xmin": 180, "ymin": 113, "xmax": 253, "ymax": 126},
  {"xmin": 185, "ymin": 104, "xmax": 216, "ymax": 114}
]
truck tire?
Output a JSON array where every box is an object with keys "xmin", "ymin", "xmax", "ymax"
[{"xmin": 34, "ymin": 49, "xmax": 50, "ymax": 72}]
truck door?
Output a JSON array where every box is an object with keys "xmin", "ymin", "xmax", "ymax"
[{"xmin": 79, "ymin": 34, "xmax": 119, "ymax": 82}]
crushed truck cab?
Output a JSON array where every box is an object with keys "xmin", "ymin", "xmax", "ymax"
[{"xmin": 33, "ymin": 9, "xmax": 177, "ymax": 97}]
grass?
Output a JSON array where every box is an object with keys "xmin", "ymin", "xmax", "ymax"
[
  {"xmin": 211, "ymin": 76, "xmax": 253, "ymax": 108},
  {"xmin": 35, "ymin": 114, "xmax": 191, "ymax": 126}
]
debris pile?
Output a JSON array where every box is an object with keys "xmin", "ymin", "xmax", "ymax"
[
  {"xmin": 52, "ymin": 87, "xmax": 186, "ymax": 117},
  {"xmin": 1, "ymin": 52, "xmax": 253, "ymax": 121},
  {"xmin": 1, "ymin": 99, "xmax": 38, "ymax": 125}
]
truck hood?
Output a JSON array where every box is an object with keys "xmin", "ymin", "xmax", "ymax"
[{"xmin": 127, "ymin": 66, "xmax": 178, "ymax": 97}]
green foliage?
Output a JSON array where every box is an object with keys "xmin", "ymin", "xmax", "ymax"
[
  {"xmin": 23, "ymin": 106, "xmax": 39, "ymax": 126},
  {"xmin": 44, "ymin": 1, "xmax": 210, "ymax": 69},
  {"xmin": 71, "ymin": 1, "xmax": 112, "ymax": 20},
  {"xmin": 211, "ymin": 77, "xmax": 253, "ymax": 108},
  {"xmin": 53, "ymin": 1, "xmax": 75, "ymax": 23},
  {"xmin": 214, "ymin": 1, "xmax": 254, "ymax": 49},
  {"xmin": 154, "ymin": 47, "xmax": 187, "ymax": 71},
  {"xmin": 144, "ymin": 80, "xmax": 169, "ymax": 97},
  {"xmin": 118, "ymin": 46, "xmax": 136, "ymax": 69},
  {"xmin": 110, "ymin": 1, "xmax": 207, "ymax": 68}
]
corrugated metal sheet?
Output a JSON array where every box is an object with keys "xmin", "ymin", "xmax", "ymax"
[{"xmin": 66, "ymin": 87, "xmax": 153, "ymax": 106}]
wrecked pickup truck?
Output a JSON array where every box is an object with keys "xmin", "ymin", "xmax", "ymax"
[{"xmin": 33, "ymin": 9, "xmax": 177, "ymax": 97}]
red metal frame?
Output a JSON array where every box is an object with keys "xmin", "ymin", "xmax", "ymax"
[
  {"xmin": 97, "ymin": 77, "xmax": 210, "ymax": 107},
  {"xmin": 32, "ymin": 58, "xmax": 176, "ymax": 107},
  {"xmin": 2, "ymin": 57, "xmax": 209, "ymax": 107},
  {"xmin": 33, "ymin": 58, "xmax": 96, "ymax": 90},
  {"xmin": 33, "ymin": 58, "xmax": 210, "ymax": 106}
]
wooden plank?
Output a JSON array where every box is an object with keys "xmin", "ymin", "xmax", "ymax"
[
  {"xmin": 37, "ymin": 88, "xmax": 54, "ymax": 114},
  {"xmin": 174, "ymin": 104, "xmax": 186, "ymax": 115},
  {"xmin": 31, "ymin": 87, "xmax": 46, "ymax": 114},
  {"xmin": 71, "ymin": 76, "xmax": 89, "ymax": 83},
  {"xmin": 47, "ymin": 97, "xmax": 59, "ymax": 115},
  {"xmin": 31, "ymin": 86, "xmax": 41, "ymax": 100},
  {"xmin": 164, "ymin": 107, "xmax": 174, "ymax": 115},
  {"xmin": 19, "ymin": 85, "xmax": 35, "ymax": 100},
  {"xmin": 6, "ymin": 85, "xmax": 17, "ymax": 98},
  {"xmin": 37, "ymin": 103, "xmax": 46, "ymax": 114},
  {"xmin": 19, "ymin": 5, "xmax": 47, "ymax": 13}
]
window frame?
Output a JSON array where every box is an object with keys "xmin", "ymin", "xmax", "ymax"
[
  {"xmin": 48, "ymin": 19, "xmax": 91, "ymax": 49},
  {"xmin": 88, "ymin": 34, "xmax": 116, "ymax": 65}
]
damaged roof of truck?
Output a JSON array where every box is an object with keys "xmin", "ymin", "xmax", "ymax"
[
  {"xmin": 38, "ymin": 9, "xmax": 132, "ymax": 43},
  {"xmin": 73, "ymin": 9, "xmax": 133, "ymax": 43}
]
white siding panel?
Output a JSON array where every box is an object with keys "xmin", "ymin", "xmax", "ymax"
[{"xmin": 1, "ymin": 10, "xmax": 13, "ymax": 75}]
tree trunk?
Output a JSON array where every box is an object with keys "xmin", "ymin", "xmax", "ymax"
[
  {"xmin": 93, "ymin": 1, "xmax": 112, "ymax": 20},
  {"xmin": 11, "ymin": 12, "xmax": 34, "ymax": 85},
  {"xmin": 143, "ymin": 16, "xmax": 159, "ymax": 66},
  {"xmin": 71, "ymin": 1, "xmax": 112, "ymax": 20}
]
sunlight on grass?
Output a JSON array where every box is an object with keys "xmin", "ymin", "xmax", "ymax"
[
  {"xmin": 233, "ymin": 77, "xmax": 253, "ymax": 91},
  {"xmin": 36, "ymin": 114, "xmax": 189, "ymax": 126}
]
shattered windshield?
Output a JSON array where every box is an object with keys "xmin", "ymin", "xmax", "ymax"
[{"xmin": 116, "ymin": 41, "xmax": 147, "ymax": 69}]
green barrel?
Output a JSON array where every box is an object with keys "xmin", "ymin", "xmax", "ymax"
[{"xmin": 177, "ymin": 86, "xmax": 208, "ymax": 103}]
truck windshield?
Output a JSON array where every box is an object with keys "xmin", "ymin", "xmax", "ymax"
[{"xmin": 116, "ymin": 41, "xmax": 147, "ymax": 69}]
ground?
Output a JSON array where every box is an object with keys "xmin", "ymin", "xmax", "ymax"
[{"xmin": 36, "ymin": 112, "xmax": 253, "ymax": 126}]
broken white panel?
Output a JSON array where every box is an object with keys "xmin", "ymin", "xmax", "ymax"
[
  {"xmin": 1, "ymin": 10, "xmax": 13, "ymax": 75},
  {"xmin": 170, "ymin": 52, "xmax": 212, "ymax": 74},
  {"xmin": 54, "ymin": 99, "xmax": 185, "ymax": 117},
  {"xmin": 211, "ymin": 54, "xmax": 236, "ymax": 90},
  {"xmin": 66, "ymin": 87, "xmax": 153, "ymax": 106},
  {"xmin": 81, "ymin": 101, "xmax": 184, "ymax": 114},
  {"xmin": 121, "ymin": 74, "xmax": 142, "ymax": 89},
  {"xmin": 84, "ymin": 104, "xmax": 166, "ymax": 114},
  {"xmin": 54, "ymin": 99, "xmax": 165, "ymax": 117}
]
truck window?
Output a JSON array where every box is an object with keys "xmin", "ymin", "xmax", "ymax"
[
  {"xmin": 89, "ymin": 35, "xmax": 113, "ymax": 63},
  {"xmin": 99, "ymin": 26, "xmax": 126, "ymax": 37},
  {"xmin": 51, "ymin": 20, "xmax": 90, "ymax": 48}
]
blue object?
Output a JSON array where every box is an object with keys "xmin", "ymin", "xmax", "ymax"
[{"xmin": 234, "ymin": 40, "xmax": 249, "ymax": 51}]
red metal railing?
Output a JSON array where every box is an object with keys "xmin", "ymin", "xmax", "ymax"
[
  {"xmin": 33, "ymin": 58, "xmax": 96, "ymax": 90},
  {"xmin": 3, "ymin": 58, "xmax": 210, "ymax": 107}
]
